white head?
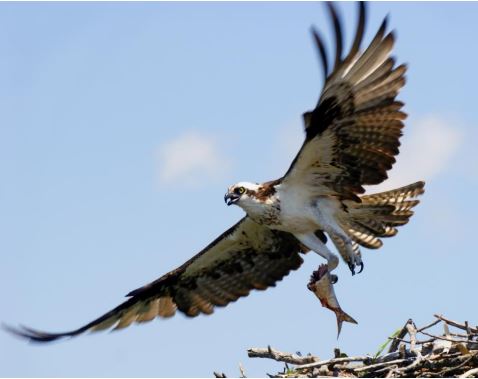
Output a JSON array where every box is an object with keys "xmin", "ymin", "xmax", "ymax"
[
  {"xmin": 224, "ymin": 181, "xmax": 277, "ymax": 217},
  {"xmin": 224, "ymin": 181, "xmax": 260, "ymax": 205}
]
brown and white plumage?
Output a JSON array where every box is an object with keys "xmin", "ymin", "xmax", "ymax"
[
  {"xmin": 335, "ymin": 181, "xmax": 425, "ymax": 267},
  {"xmin": 224, "ymin": 2, "xmax": 418, "ymax": 275},
  {"xmin": 5, "ymin": 2, "xmax": 425, "ymax": 343},
  {"xmin": 5, "ymin": 218, "xmax": 308, "ymax": 342},
  {"xmin": 283, "ymin": 2, "xmax": 406, "ymax": 202}
]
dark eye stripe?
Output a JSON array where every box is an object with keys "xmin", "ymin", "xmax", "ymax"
[{"xmin": 234, "ymin": 187, "xmax": 245, "ymax": 195}]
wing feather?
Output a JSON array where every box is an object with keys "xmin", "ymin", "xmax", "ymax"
[
  {"xmin": 4, "ymin": 218, "xmax": 304, "ymax": 342},
  {"xmin": 283, "ymin": 2, "xmax": 406, "ymax": 201},
  {"xmin": 311, "ymin": 27, "xmax": 329, "ymax": 80},
  {"xmin": 326, "ymin": 2, "xmax": 343, "ymax": 70}
]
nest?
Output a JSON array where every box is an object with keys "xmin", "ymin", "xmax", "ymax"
[{"xmin": 217, "ymin": 314, "xmax": 478, "ymax": 378}]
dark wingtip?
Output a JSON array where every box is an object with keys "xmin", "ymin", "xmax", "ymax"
[
  {"xmin": 359, "ymin": 1, "xmax": 366, "ymax": 17},
  {"xmin": 2, "ymin": 323, "xmax": 69, "ymax": 343},
  {"xmin": 2, "ymin": 322, "xmax": 22, "ymax": 338},
  {"xmin": 379, "ymin": 14, "xmax": 390, "ymax": 37},
  {"xmin": 348, "ymin": 1, "xmax": 367, "ymax": 60},
  {"xmin": 310, "ymin": 26, "xmax": 329, "ymax": 81},
  {"xmin": 325, "ymin": 1, "xmax": 343, "ymax": 70},
  {"xmin": 2, "ymin": 323, "xmax": 39, "ymax": 342}
]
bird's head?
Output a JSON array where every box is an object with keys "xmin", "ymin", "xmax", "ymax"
[{"xmin": 224, "ymin": 182, "xmax": 261, "ymax": 208}]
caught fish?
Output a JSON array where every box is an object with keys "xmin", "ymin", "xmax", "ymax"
[{"xmin": 307, "ymin": 264, "xmax": 358, "ymax": 337}]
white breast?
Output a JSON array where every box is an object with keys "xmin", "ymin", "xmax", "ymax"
[{"xmin": 274, "ymin": 186, "xmax": 319, "ymax": 234}]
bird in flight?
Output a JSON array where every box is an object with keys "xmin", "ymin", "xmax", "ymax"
[{"xmin": 6, "ymin": 2, "xmax": 424, "ymax": 342}]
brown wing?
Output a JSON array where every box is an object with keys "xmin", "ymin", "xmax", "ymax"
[
  {"xmin": 282, "ymin": 2, "xmax": 406, "ymax": 201},
  {"xmin": 4, "ymin": 218, "xmax": 305, "ymax": 342}
]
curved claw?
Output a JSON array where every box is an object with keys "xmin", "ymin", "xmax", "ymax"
[
  {"xmin": 348, "ymin": 261, "xmax": 364, "ymax": 276},
  {"xmin": 357, "ymin": 262, "xmax": 364, "ymax": 274}
]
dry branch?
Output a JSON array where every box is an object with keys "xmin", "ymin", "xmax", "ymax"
[
  {"xmin": 235, "ymin": 314, "xmax": 478, "ymax": 378},
  {"xmin": 293, "ymin": 355, "xmax": 370, "ymax": 370},
  {"xmin": 461, "ymin": 367, "xmax": 478, "ymax": 378},
  {"xmin": 247, "ymin": 346, "xmax": 319, "ymax": 365},
  {"xmin": 434, "ymin": 315, "xmax": 478, "ymax": 334}
]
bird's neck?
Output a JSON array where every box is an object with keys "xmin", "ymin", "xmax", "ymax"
[{"xmin": 240, "ymin": 194, "xmax": 281, "ymax": 226}]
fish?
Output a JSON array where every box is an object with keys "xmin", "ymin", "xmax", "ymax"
[{"xmin": 307, "ymin": 264, "xmax": 358, "ymax": 337}]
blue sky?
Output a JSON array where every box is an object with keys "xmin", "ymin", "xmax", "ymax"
[{"xmin": 1, "ymin": 2, "xmax": 478, "ymax": 377}]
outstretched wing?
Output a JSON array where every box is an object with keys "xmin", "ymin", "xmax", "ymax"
[
  {"xmin": 5, "ymin": 218, "xmax": 305, "ymax": 342},
  {"xmin": 282, "ymin": 2, "xmax": 406, "ymax": 201}
]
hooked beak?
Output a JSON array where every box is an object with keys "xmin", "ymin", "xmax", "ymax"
[{"xmin": 224, "ymin": 192, "xmax": 240, "ymax": 206}]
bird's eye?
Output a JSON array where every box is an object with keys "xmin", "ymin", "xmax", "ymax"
[{"xmin": 235, "ymin": 187, "xmax": 245, "ymax": 195}]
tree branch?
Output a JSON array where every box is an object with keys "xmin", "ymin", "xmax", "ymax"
[
  {"xmin": 434, "ymin": 315, "xmax": 478, "ymax": 334},
  {"xmin": 247, "ymin": 346, "xmax": 319, "ymax": 365}
]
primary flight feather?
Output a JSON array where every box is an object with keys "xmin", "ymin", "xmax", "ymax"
[{"xmin": 6, "ymin": 2, "xmax": 424, "ymax": 342}]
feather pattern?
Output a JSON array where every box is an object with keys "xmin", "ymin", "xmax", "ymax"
[
  {"xmin": 340, "ymin": 181, "xmax": 425, "ymax": 249},
  {"xmin": 4, "ymin": 218, "xmax": 305, "ymax": 342},
  {"xmin": 282, "ymin": 2, "xmax": 407, "ymax": 201}
]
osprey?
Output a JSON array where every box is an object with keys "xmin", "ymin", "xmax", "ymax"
[{"xmin": 6, "ymin": 2, "xmax": 424, "ymax": 342}]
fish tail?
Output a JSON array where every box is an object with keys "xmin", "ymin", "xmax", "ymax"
[{"xmin": 336, "ymin": 310, "xmax": 358, "ymax": 338}]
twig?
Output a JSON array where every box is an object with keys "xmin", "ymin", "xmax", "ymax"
[
  {"xmin": 395, "ymin": 353, "xmax": 424, "ymax": 375},
  {"xmin": 406, "ymin": 319, "xmax": 418, "ymax": 353},
  {"xmin": 461, "ymin": 367, "xmax": 478, "ymax": 378},
  {"xmin": 388, "ymin": 336, "xmax": 434, "ymax": 345},
  {"xmin": 353, "ymin": 358, "xmax": 411, "ymax": 373},
  {"xmin": 247, "ymin": 346, "xmax": 319, "ymax": 365},
  {"xmin": 417, "ymin": 318, "xmax": 442, "ymax": 333},
  {"xmin": 294, "ymin": 355, "xmax": 370, "ymax": 370},
  {"xmin": 434, "ymin": 315, "xmax": 478, "ymax": 334},
  {"xmin": 373, "ymin": 349, "xmax": 417, "ymax": 364},
  {"xmin": 385, "ymin": 365, "xmax": 399, "ymax": 378},
  {"xmin": 451, "ymin": 332, "xmax": 472, "ymax": 338},
  {"xmin": 429, "ymin": 351, "xmax": 463, "ymax": 360},
  {"xmin": 421, "ymin": 330, "xmax": 471, "ymax": 344},
  {"xmin": 399, "ymin": 343, "xmax": 407, "ymax": 359},
  {"xmin": 239, "ymin": 362, "xmax": 246, "ymax": 378},
  {"xmin": 389, "ymin": 320, "xmax": 412, "ymax": 353},
  {"xmin": 466, "ymin": 321, "xmax": 474, "ymax": 341},
  {"xmin": 371, "ymin": 365, "xmax": 397, "ymax": 375},
  {"xmin": 437, "ymin": 355, "xmax": 475, "ymax": 377}
]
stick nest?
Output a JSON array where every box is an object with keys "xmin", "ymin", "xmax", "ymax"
[{"xmin": 216, "ymin": 314, "xmax": 478, "ymax": 378}]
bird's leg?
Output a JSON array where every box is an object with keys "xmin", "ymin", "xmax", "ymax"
[
  {"xmin": 312, "ymin": 198, "xmax": 363, "ymax": 275},
  {"xmin": 331, "ymin": 236, "xmax": 364, "ymax": 276},
  {"xmin": 346, "ymin": 240, "xmax": 363, "ymax": 275},
  {"xmin": 328, "ymin": 228, "xmax": 363, "ymax": 275},
  {"xmin": 294, "ymin": 232, "xmax": 339, "ymax": 271}
]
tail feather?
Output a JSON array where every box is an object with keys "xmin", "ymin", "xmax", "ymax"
[
  {"xmin": 343, "ymin": 181, "xmax": 424, "ymax": 249},
  {"xmin": 393, "ymin": 199, "xmax": 419, "ymax": 212},
  {"xmin": 382, "ymin": 225, "xmax": 398, "ymax": 237},
  {"xmin": 355, "ymin": 218, "xmax": 387, "ymax": 235},
  {"xmin": 360, "ymin": 181, "xmax": 425, "ymax": 205},
  {"xmin": 348, "ymin": 223, "xmax": 383, "ymax": 249}
]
